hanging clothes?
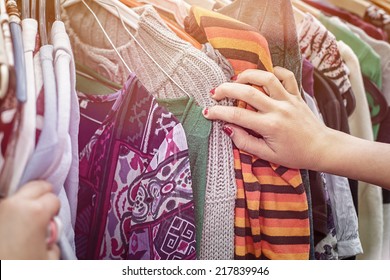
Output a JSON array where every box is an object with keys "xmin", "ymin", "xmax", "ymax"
[
  {"xmin": 63, "ymin": 2, "xmax": 237, "ymax": 260},
  {"xmin": 319, "ymin": 15, "xmax": 383, "ymax": 138},
  {"xmin": 363, "ymin": 4, "xmax": 390, "ymax": 41},
  {"xmin": 76, "ymin": 74, "xmax": 196, "ymax": 260},
  {"xmin": 347, "ymin": 23, "xmax": 390, "ymax": 104},
  {"xmin": 185, "ymin": 6, "xmax": 310, "ymax": 260},
  {"xmin": 302, "ymin": 0, "xmax": 387, "ymax": 40},
  {"xmin": 303, "ymin": 91, "xmax": 336, "ymax": 259},
  {"xmin": 338, "ymin": 40, "xmax": 384, "ymax": 260},
  {"xmin": 217, "ymin": 0, "xmax": 303, "ymax": 87},
  {"xmin": 157, "ymin": 96, "xmax": 212, "ymax": 257}
]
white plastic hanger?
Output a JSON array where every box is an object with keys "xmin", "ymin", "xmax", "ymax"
[{"xmin": 62, "ymin": 0, "xmax": 139, "ymax": 30}]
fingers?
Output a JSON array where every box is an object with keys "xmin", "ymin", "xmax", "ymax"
[
  {"xmin": 223, "ymin": 124, "xmax": 276, "ymax": 161},
  {"xmin": 204, "ymin": 105, "xmax": 266, "ymax": 133},
  {"xmin": 212, "ymin": 82, "xmax": 276, "ymax": 112},
  {"xmin": 233, "ymin": 69, "xmax": 287, "ymax": 100},
  {"xmin": 37, "ymin": 193, "xmax": 61, "ymax": 218},
  {"xmin": 273, "ymin": 66, "xmax": 300, "ymax": 97},
  {"xmin": 17, "ymin": 181, "xmax": 53, "ymax": 199},
  {"xmin": 47, "ymin": 244, "xmax": 60, "ymax": 260}
]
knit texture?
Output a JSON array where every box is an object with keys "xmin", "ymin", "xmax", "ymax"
[
  {"xmin": 157, "ymin": 96, "xmax": 212, "ymax": 258},
  {"xmin": 201, "ymin": 43, "xmax": 235, "ymax": 80},
  {"xmin": 63, "ymin": 2, "xmax": 237, "ymax": 260},
  {"xmin": 218, "ymin": 0, "xmax": 303, "ymax": 88},
  {"xmin": 185, "ymin": 6, "xmax": 310, "ymax": 260}
]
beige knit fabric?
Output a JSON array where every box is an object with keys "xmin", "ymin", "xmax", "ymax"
[{"xmin": 63, "ymin": 2, "xmax": 237, "ymax": 260}]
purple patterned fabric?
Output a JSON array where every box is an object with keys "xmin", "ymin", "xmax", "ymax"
[{"xmin": 76, "ymin": 74, "xmax": 196, "ymax": 260}]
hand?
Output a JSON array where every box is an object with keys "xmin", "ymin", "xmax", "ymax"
[
  {"xmin": 0, "ymin": 181, "xmax": 61, "ymax": 260},
  {"xmin": 203, "ymin": 67, "xmax": 331, "ymax": 170}
]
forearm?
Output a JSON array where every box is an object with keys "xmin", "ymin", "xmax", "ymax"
[{"xmin": 315, "ymin": 128, "xmax": 390, "ymax": 190}]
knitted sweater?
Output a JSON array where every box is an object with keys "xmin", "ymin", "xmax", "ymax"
[{"xmin": 63, "ymin": 2, "xmax": 237, "ymax": 260}]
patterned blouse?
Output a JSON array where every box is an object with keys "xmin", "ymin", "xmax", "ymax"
[{"xmin": 76, "ymin": 74, "xmax": 196, "ymax": 260}]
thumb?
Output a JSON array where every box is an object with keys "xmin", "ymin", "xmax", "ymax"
[
  {"xmin": 17, "ymin": 181, "xmax": 52, "ymax": 199},
  {"xmin": 224, "ymin": 124, "xmax": 276, "ymax": 161},
  {"xmin": 47, "ymin": 244, "xmax": 61, "ymax": 260}
]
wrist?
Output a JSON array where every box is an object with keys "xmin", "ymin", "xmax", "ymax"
[{"xmin": 310, "ymin": 126, "xmax": 343, "ymax": 172}]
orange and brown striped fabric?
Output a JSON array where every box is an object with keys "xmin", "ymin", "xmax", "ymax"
[{"xmin": 185, "ymin": 6, "xmax": 310, "ymax": 260}]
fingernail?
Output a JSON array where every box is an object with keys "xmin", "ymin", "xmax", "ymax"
[
  {"xmin": 231, "ymin": 75, "xmax": 238, "ymax": 81},
  {"xmin": 203, "ymin": 107, "xmax": 209, "ymax": 116},
  {"xmin": 223, "ymin": 126, "xmax": 233, "ymax": 137},
  {"xmin": 210, "ymin": 88, "xmax": 216, "ymax": 95}
]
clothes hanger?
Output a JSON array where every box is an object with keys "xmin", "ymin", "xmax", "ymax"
[
  {"xmin": 39, "ymin": 0, "xmax": 48, "ymax": 45},
  {"xmin": 97, "ymin": 0, "xmax": 192, "ymax": 99},
  {"xmin": 292, "ymin": 0, "xmax": 321, "ymax": 18},
  {"xmin": 62, "ymin": 0, "xmax": 140, "ymax": 30},
  {"xmin": 363, "ymin": 75, "xmax": 388, "ymax": 125},
  {"xmin": 0, "ymin": 0, "xmax": 11, "ymax": 99},
  {"xmin": 120, "ymin": 0, "xmax": 202, "ymax": 49},
  {"xmin": 137, "ymin": 0, "xmax": 189, "ymax": 27},
  {"xmin": 31, "ymin": 0, "xmax": 36, "ymax": 18},
  {"xmin": 80, "ymin": 0, "xmax": 133, "ymax": 74},
  {"xmin": 21, "ymin": 0, "xmax": 29, "ymax": 19},
  {"xmin": 7, "ymin": 0, "xmax": 27, "ymax": 102},
  {"xmin": 293, "ymin": 5, "xmax": 306, "ymax": 26},
  {"xmin": 325, "ymin": 0, "xmax": 370, "ymax": 18},
  {"xmin": 184, "ymin": 0, "xmax": 216, "ymax": 11},
  {"xmin": 55, "ymin": 0, "xmax": 61, "ymax": 21}
]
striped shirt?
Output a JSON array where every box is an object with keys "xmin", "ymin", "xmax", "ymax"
[{"xmin": 185, "ymin": 6, "xmax": 310, "ymax": 260}]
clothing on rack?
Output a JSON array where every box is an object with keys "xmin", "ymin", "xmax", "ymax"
[
  {"xmin": 77, "ymin": 74, "xmax": 196, "ymax": 260},
  {"xmin": 185, "ymin": 6, "xmax": 310, "ymax": 260},
  {"xmin": 63, "ymin": 2, "xmax": 236, "ymax": 260},
  {"xmin": 2, "ymin": 0, "xmax": 390, "ymax": 261}
]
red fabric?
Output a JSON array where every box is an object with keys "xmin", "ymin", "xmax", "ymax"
[{"xmin": 303, "ymin": 0, "xmax": 387, "ymax": 41}]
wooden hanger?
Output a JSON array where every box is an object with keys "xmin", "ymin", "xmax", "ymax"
[
  {"xmin": 293, "ymin": 5, "xmax": 306, "ymax": 26},
  {"xmin": 292, "ymin": 0, "xmax": 321, "ymax": 18},
  {"xmin": 120, "ymin": 0, "xmax": 202, "ymax": 50},
  {"xmin": 363, "ymin": 75, "xmax": 388, "ymax": 125},
  {"xmin": 140, "ymin": 0, "xmax": 190, "ymax": 26},
  {"xmin": 326, "ymin": 0, "xmax": 370, "ymax": 18},
  {"xmin": 63, "ymin": 0, "xmax": 140, "ymax": 30}
]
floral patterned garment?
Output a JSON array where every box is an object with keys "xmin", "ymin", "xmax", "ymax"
[{"xmin": 76, "ymin": 74, "xmax": 196, "ymax": 260}]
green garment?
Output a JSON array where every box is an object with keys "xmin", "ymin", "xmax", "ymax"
[
  {"xmin": 319, "ymin": 14, "xmax": 383, "ymax": 139},
  {"xmin": 157, "ymin": 97, "xmax": 211, "ymax": 258},
  {"xmin": 76, "ymin": 62, "xmax": 121, "ymax": 95}
]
